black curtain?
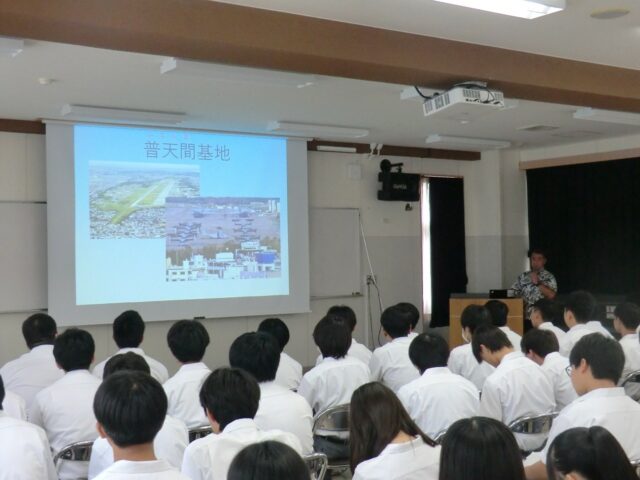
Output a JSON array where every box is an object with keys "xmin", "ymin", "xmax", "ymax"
[
  {"xmin": 429, "ymin": 177, "xmax": 468, "ymax": 326},
  {"xmin": 527, "ymin": 157, "xmax": 640, "ymax": 295}
]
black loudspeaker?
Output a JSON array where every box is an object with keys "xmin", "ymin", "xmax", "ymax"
[{"xmin": 377, "ymin": 171, "xmax": 420, "ymax": 202}]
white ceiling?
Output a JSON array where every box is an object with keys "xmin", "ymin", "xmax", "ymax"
[
  {"xmin": 216, "ymin": 0, "xmax": 640, "ymax": 70},
  {"xmin": 1, "ymin": 40, "xmax": 640, "ymax": 150}
]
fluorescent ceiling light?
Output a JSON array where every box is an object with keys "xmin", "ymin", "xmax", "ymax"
[
  {"xmin": 267, "ymin": 121, "xmax": 369, "ymax": 139},
  {"xmin": 316, "ymin": 145, "xmax": 358, "ymax": 153},
  {"xmin": 426, "ymin": 134, "xmax": 511, "ymax": 151},
  {"xmin": 161, "ymin": 58, "xmax": 317, "ymax": 88},
  {"xmin": 60, "ymin": 104, "xmax": 186, "ymax": 125},
  {"xmin": 0, "ymin": 37, "xmax": 24, "ymax": 57},
  {"xmin": 433, "ymin": 0, "xmax": 565, "ymax": 19},
  {"xmin": 573, "ymin": 108, "xmax": 640, "ymax": 127}
]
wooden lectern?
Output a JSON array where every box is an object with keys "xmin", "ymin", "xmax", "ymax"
[{"xmin": 449, "ymin": 294, "xmax": 524, "ymax": 350}]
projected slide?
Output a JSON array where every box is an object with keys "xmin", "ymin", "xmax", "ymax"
[{"xmin": 75, "ymin": 124, "xmax": 289, "ymax": 305}]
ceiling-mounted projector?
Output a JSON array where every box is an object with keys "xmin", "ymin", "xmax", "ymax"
[{"xmin": 423, "ymin": 85, "xmax": 505, "ymax": 122}]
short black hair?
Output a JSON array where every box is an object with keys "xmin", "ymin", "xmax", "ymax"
[
  {"xmin": 257, "ymin": 318, "xmax": 290, "ymax": 351},
  {"xmin": 409, "ymin": 333, "xmax": 449, "ymax": 373},
  {"xmin": 460, "ymin": 304, "xmax": 492, "ymax": 334},
  {"xmin": 0, "ymin": 375, "xmax": 5, "ymax": 408},
  {"xmin": 22, "ymin": 313, "xmax": 57, "ymax": 349},
  {"xmin": 531, "ymin": 299, "xmax": 557, "ymax": 323},
  {"xmin": 614, "ymin": 302, "xmax": 640, "ymax": 331},
  {"xmin": 93, "ymin": 371, "xmax": 167, "ymax": 447},
  {"xmin": 471, "ymin": 325, "xmax": 512, "ymax": 363},
  {"xmin": 167, "ymin": 320, "xmax": 210, "ymax": 363},
  {"xmin": 569, "ymin": 333, "xmax": 624, "ymax": 383},
  {"xmin": 103, "ymin": 352, "xmax": 151, "ymax": 378},
  {"xmin": 395, "ymin": 303, "xmax": 420, "ymax": 330},
  {"xmin": 112, "ymin": 310, "xmax": 145, "ymax": 348},
  {"xmin": 228, "ymin": 441, "xmax": 309, "ymax": 480},
  {"xmin": 327, "ymin": 305, "xmax": 357, "ymax": 332},
  {"xmin": 520, "ymin": 329, "xmax": 558, "ymax": 358},
  {"xmin": 564, "ymin": 290, "xmax": 596, "ymax": 324},
  {"xmin": 229, "ymin": 332, "xmax": 280, "ymax": 383},
  {"xmin": 528, "ymin": 247, "xmax": 547, "ymax": 258},
  {"xmin": 313, "ymin": 314, "xmax": 352, "ymax": 359},
  {"xmin": 380, "ymin": 305, "xmax": 411, "ymax": 338},
  {"xmin": 485, "ymin": 300, "xmax": 509, "ymax": 327},
  {"xmin": 53, "ymin": 328, "xmax": 95, "ymax": 372},
  {"xmin": 199, "ymin": 368, "xmax": 260, "ymax": 430}
]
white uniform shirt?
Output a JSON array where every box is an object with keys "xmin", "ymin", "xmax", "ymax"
[
  {"xmin": 2, "ymin": 390, "xmax": 26, "ymax": 420},
  {"xmin": 163, "ymin": 362, "xmax": 211, "ymax": 428},
  {"xmin": 182, "ymin": 418, "xmax": 302, "ymax": 480},
  {"xmin": 500, "ymin": 326, "xmax": 522, "ymax": 350},
  {"xmin": 0, "ymin": 344, "xmax": 63, "ymax": 414},
  {"xmin": 0, "ymin": 411, "xmax": 57, "ymax": 480},
  {"xmin": 447, "ymin": 343, "xmax": 495, "ymax": 391},
  {"xmin": 274, "ymin": 352, "xmax": 302, "ymax": 391},
  {"xmin": 541, "ymin": 352, "xmax": 577, "ymax": 410},
  {"xmin": 352, "ymin": 437, "xmax": 440, "ymax": 480},
  {"xmin": 560, "ymin": 324, "xmax": 595, "ymax": 357},
  {"xmin": 315, "ymin": 338, "xmax": 373, "ymax": 367},
  {"xmin": 93, "ymin": 347, "xmax": 169, "ymax": 384},
  {"xmin": 88, "ymin": 415, "xmax": 188, "ymax": 479},
  {"xmin": 30, "ymin": 369, "xmax": 101, "ymax": 480},
  {"xmin": 619, "ymin": 333, "xmax": 640, "ymax": 398},
  {"xmin": 369, "ymin": 337, "xmax": 420, "ymax": 393},
  {"xmin": 254, "ymin": 381, "xmax": 314, "ymax": 454},
  {"xmin": 397, "ymin": 367, "xmax": 479, "ymax": 438},
  {"xmin": 540, "ymin": 387, "xmax": 640, "ymax": 463},
  {"xmin": 297, "ymin": 356, "xmax": 370, "ymax": 413},
  {"xmin": 93, "ymin": 459, "xmax": 191, "ymax": 480},
  {"xmin": 586, "ymin": 321, "xmax": 613, "ymax": 338},
  {"xmin": 479, "ymin": 351, "xmax": 555, "ymax": 451},
  {"xmin": 538, "ymin": 322, "xmax": 569, "ymax": 353}
]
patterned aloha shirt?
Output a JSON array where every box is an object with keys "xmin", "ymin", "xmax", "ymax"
[{"xmin": 510, "ymin": 269, "xmax": 557, "ymax": 313}]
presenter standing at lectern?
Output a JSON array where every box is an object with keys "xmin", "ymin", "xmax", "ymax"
[{"xmin": 511, "ymin": 248, "xmax": 557, "ymax": 318}]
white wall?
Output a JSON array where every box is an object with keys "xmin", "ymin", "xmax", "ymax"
[{"xmin": 0, "ymin": 131, "xmax": 506, "ymax": 373}]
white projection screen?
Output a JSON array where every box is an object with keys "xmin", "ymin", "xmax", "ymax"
[{"xmin": 46, "ymin": 122, "xmax": 310, "ymax": 326}]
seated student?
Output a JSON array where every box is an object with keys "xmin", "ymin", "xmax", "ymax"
[
  {"xmin": 89, "ymin": 352, "xmax": 188, "ymax": 479},
  {"xmin": 396, "ymin": 302, "xmax": 421, "ymax": 339},
  {"xmin": 298, "ymin": 314, "xmax": 370, "ymax": 413},
  {"xmin": 524, "ymin": 333, "xmax": 640, "ymax": 480},
  {"xmin": 530, "ymin": 298, "xmax": 568, "ymax": 349},
  {"xmin": 93, "ymin": 310, "xmax": 169, "ymax": 383},
  {"xmin": 30, "ymin": 328, "xmax": 101, "ymax": 480},
  {"xmin": 439, "ymin": 417, "xmax": 525, "ymax": 480},
  {"xmin": 228, "ymin": 441, "xmax": 310, "ymax": 480},
  {"xmin": 561, "ymin": 291, "xmax": 612, "ymax": 356},
  {"xmin": 0, "ymin": 375, "xmax": 57, "ymax": 480},
  {"xmin": 0, "ymin": 313, "xmax": 63, "ymax": 414},
  {"xmin": 257, "ymin": 317, "xmax": 303, "ymax": 390},
  {"xmin": 369, "ymin": 305, "xmax": 420, "ymax": 392},
  {"xmin": 2, "ymin": 388, "xmax": 26, "ymax": 420},
  {"xmin": 613, "ymin": 302, "xmax": 640, "ymax": 398},
  {"xmin": 182, "ymin": 368, "xmax": 302, "ymax": 480},
  {"xmin": 546, "ymin": 426, "xmax": 638, "ymax": 480},
  {"xmin": 397, "ymin": 333, "xmax": 479, "ymax": 438},
  {"xmin": 447, "ymin": 304, "xmax": 495, "ymax": 390},
  {"xmin": 92, "ymin": 371, "xmax": 190, "ymax": 480},
  {"xmin": 485, "ymin": 299, "xmax": 522, "ymax": 348},
  {"xmin": 314, "ymin": 305, "xmax": 372, "ymax": 366},
  {"xmin": 163, "ymin": 320, "xmax": 211, "ymax": 428},
  {"xmin": 350, "ymin": 382, "xmax": 440, "ymax": 480},
  {"xmin": 472, "ymin": 325, "xmax": 555, "ymax": 451},
  {"xmin": 521, "ymin": 329, "xmax": 578, "ymax": 410},
  {"xmin": 229, "ymin": 332, "xmax": 314, "ymax": 454}
]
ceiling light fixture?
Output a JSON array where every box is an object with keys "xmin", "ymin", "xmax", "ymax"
[
  {"xmin": 433, "ymin": 0, "xmax": 565, "ymax": 19},
  {"xmin": 573, "ymin": 108, "xmax": 640, "ymax": 127},
  {"xmin": 315, "ymin": 145, "xmax": 358, "ymax": 153},
  {"xmin": 425, "ymin": 134, "xmax": 511, "ymax": 151},
  {"xmin": 161, "ymin": 58, "xmax": 318, "ymax": 88},
  {"xmin": 590, "ymin": 8, "xmax": 630, "ymax": 20},
  {"xmin": 0, "ymin": 37, "xmax": 24, "ymax": 57},
  {"xmin": 267, "ymin": 121, "xmax": 369, "ymax": 139},
  {"xmin": 60, "ymin": 104, "xmax": 186, "ymax": 125}
]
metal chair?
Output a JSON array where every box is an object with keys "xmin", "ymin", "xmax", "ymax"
[
  {"xmin": 630, "ymin": 459, "xmax": 640, "ymax": 478},
  {"xmin": 508, "ymin": 412, "xmax": 558, "ymax": 454},
  {"xmin": 312, "ymin": 404, "xmax": 350, "ymax": 471},
  {"xmin": 621, "ymin": 370, "xmax": 640, "ymax": 401},
  {"xmin": 53, "ymin": 440, "xmax": 94, "ymax": 479},
  {"xmin": 433, "ymin": 429, "xmax": 448, "ymax": 445},
  {"xmin": 188, "ymin": 425, "xmax": 213, "ymax": 443},
  {"xmin": 303, "ymin": 452, "xmax": 329, "ymax": 480}
]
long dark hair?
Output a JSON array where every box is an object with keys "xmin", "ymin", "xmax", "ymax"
[
  {"xmin": 349, "ymin": 382, "xmax": 435, "ymax": 472},
  {"xmin": 547, "ymin": 426, "xmax": 637, "ymax": 480},
  {"xmin": 439, "ymin": 417, "xmax": 525, "ymax": 480}
]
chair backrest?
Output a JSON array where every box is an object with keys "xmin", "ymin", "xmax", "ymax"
[
  {"xmin": 53, "ymin": 440, "xmax": 94, "ymax": 465},
  {"xmin": 508, "ymin": 412, "xmax": 558, "ymax": 435},
  {"xmin": 312, "ymin": 404, "xmax": 350, "ymax": 437},
  {"xmin": 303, "ymin": 452, "xmax": 329, "ymax": 480},
  {"xmin": 433, "ymin": 429, "xmax": 448, "ymax": 444},
  {"xmin": 622, "ymin": 370, "xmax": 640, "ymax": 387},
  {"xmin": 188, "ymin": 425, "xmax": 213, "ymax": 443},
  {"xmin": 630, "ymin": 459, "xmax": 640, "ymax": 478}
]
